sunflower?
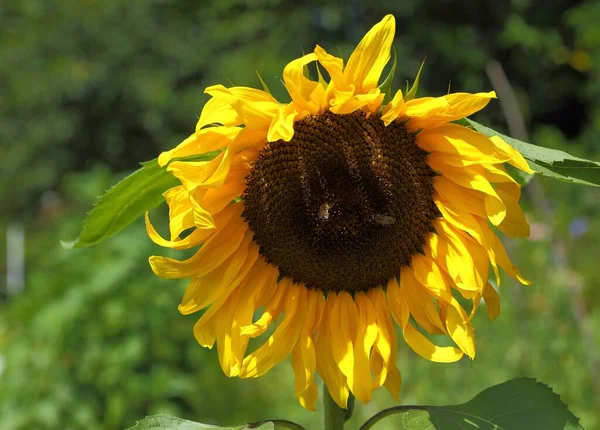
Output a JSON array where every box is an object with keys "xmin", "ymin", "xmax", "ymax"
[{"xmin": 146, "ymin": 14, "xmax": 533, "ymax": 411}]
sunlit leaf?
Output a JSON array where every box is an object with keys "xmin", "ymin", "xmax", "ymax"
[
  {"xmin": 360, "ymin": 378, "xmax": 582, "ymax": 430},
  {"xmin": 256, "ymin": 70, "xmax": 272, "ymax": 95},
  {"xmin": 126, "ymin": 415, "xmax": 274, "ymax": 430},
  {"xmin": 404, "ymin": 58, "xmax": 425, "ymax": 101},
  {"xmin": 70, "ymin": 152, "xmax": 219, "ymax": 248},
  {"xmin": 467, "ymin": 119, "xmax": 600, "ymax": 187},
  {"xmin": 379, "ymin": 47, "xmax": 397, "ymax": 104},
  {"xmin": 505, "ymin": 164, "xmax": 534, "ymax": 187},
  {"xmin": 316, "ymin": 63, "xmax": 328, "ymax": 88}
]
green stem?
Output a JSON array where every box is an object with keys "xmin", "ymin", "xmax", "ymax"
[
  {"xmin": 323, "ymin": 386, "xmax": 354, "ymax": 430},
  {"xmin": 358, "ymin": 405, "xmax": 431, "ymax": 430},
  {"xmin": 248, "ymin": 419, "xmax": 306, "ymax": 430}
]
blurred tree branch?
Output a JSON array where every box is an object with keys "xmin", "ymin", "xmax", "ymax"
[{"xmin": 486, "ymin": 59, "xmax": 600, "ymax": 412}]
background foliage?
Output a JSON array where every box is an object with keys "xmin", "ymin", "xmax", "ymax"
[{"xmin": 1, "ymin": 0, "xmax": 599, "ymax": 429}]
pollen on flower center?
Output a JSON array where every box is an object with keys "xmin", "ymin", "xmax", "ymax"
[{"xmin": 242, "ymin": 111, "xmax": 438, "ymax": 292}]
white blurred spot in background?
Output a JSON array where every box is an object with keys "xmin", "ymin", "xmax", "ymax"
[{"xmin": 6, "ymin": 222, "xmax": 25, "ymax": 296}]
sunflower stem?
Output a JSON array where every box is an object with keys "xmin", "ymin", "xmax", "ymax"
[{"xmin": 323, "ymin": 386, "xmax": 353, "ymax": 430}]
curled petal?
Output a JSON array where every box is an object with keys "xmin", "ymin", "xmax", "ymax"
[
  {"xmin": 267, "ymin": 103, "xmax": 300, "ymax": 143},
  {"xmin": 489, "ymin": 135, "xmax": 535, "ymax": 174},
  {"xmin": 204, "ymin": 84, "xmax": 281, "ymax": 129},
  {"xmin": 240, "ymin": 282, "xmax": 308, "ymax": 378},
  {"xmin": 387, "ymin": 275, "xmax": 463, "ymax": 363},
  {"xmin": 381, "ymin": 89, "xmax": 406, "ymax": 125},
  {"xmin": 283, "ymin": 53, "xmax": 327, "ymax": 114},
  {"xmin": 329, "ymin": 87, "xmax": 384, "ymax": 115},
  {"xmin": 290, "ymin": 289, "xmax": 324, "ymax": 410}
]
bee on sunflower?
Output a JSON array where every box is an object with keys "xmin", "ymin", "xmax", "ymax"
[{"xmin": 146, "ymin": 14, "xmax": 532, "ymax": 411}]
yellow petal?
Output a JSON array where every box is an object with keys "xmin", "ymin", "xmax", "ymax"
[
  {"xmin": 433, "ymin": 176, "xmax": 486, "ymax": 219},
  {"xmin": 290, "ymin": 289, "xmax": 324, "ymax": 410},
  {"xmin": 451, "ymin": 231, "xmax": 491, "ymax": 298},
  {"xmin": 196, "ymin": 95, "xmax": 242, "ymax": 130},
  {"xmin": 158, "ymin": 126, "xmax": 240, "ymax": 167},
  {"xmin": 291, "ymin": 341, "xmax": 319, "ymax": 410},
  {"xmin": 367, "ymin": 288, "xmax": 401, "ymax": 399},
  {"xmin": 381, "ymin": 89, "xmax": 406, "ymax": 125},
  {"xmin": 496, "ymin": 188, "xmax": 530, "ymax": 238},
  {"xmin": 385, "ymin": 277, "xmax": 403, "ymax": 325},
  {"xmin": 204, "ymin": 84, "xmax": 281, "ymax": 129},
  {"xmin": 329, "ymin": 87, "xmax": 384, "ymax": 115},
  {"xmin": 489, "ymin": 135, "xmax": 535, "ymax": 174},
  {"xmin": 316, "ymin": 294, "xmax": 350, "ymax": 409},
  {"xmin": 480, "ymin": 163, "xmax": 522, "ymax": 200},
  {"xmin": 403, "ymin": 319, "xmax": 463, "ymax": 362},
  {"xmin": 483, "ymin": 282, "xmax": 501, "ymax": 320},
  {"xmin": 267, "ymin": 102, "xmax": 300, "ymax": 143},
  {"xmin": 239, "ymin": 275, "xmax": 288, "ymax": 338},
  {"xmin": 433, "ymin": 193, "xmax": 484, "ymax": 244},
  {"xmin": 402, "ymin": 266, "xmax": 446, "ymax": 334},
  {"xmin": 197, "ymin": 256, "xmax": 277, "ymax": 337},
  {"xmin": 427, "ymin": 155, "xmax": 506, "ymax": 225},
  {"xmin": 188, "ymin": 189, "xmax": 216, "ymax": 230},
  {"xmin": 436, "ymin": 163, "xmax": 525, "ymax": 234},
  {"xmin": 175, "ymin": 149, "xmax": 231, "ymax": 190},
  {"xmin": 417, "ymin": 123, "xmax": 511, "ymax": 165},
  {"xmin": 436, "ymin": 218, "xmax": 488, "ymax": 288},
  {"xmin": 476, "ymin": 217, "xmax": 531, "ymax": 286},
  {"xmin": 468, "ymin": 290, "xmax": 483, "ymax": 322},
  {"xmin": 405, "ymin": 91, "xmax": 496, "ymax": 129},
  {"xmin": 211, "ymin": 286, "xmax": 245, "ymax": 376},
  {"xmin": 169, "ymin": 127, "xmax": 265, "ymax": 191},
  {"xmin": 166, "ymin": 158, "xmax": 212, "ymax": 191},
  {"xmin": 329, "ymin": 291, "xmax": 359, "ymax": 386},
  {"xmin": 314, "ymin": 45, "xmax": 346, "ymax": 92},
  {"xmin": 163, "ymin": 186, "xmax": 195, "ymax": 240},
  {"xmin": 444, "ymin": 300, "xmax": 476, "ymax": 359},
  {"xmin": 179, "ymin": 230, "xmax": 256, "ymax": 316},
  {"xmin": 430, "ymin": 220, "xmax": 483, "ymax": 295},
  {"xmin": 388, "ymin": 270, "xmax": 464, "ymax": 363},
  {"xmin": 145, "ymin": 211, "xmax": 212, "ymax": 250},
  {"xmin": 369, "ymin": 350, "xmax": 385, "ymax": 390},
  {"xmin": 283, "ymin": 53, "xmax": 327, "ymax": 114},
  {"xmin": 149, "ymin": 205, "xmax": 246, "ymax": 280},
  {"xmin": 410, "ymin": 253, "xmax": 452, "ymax": 301},
  {"xmin": 347, "ymin": 292, "xmax": 377, "ymax": 404},
  {"xmin": 240, "ymin": 283, "xmax": 307, "ymax": 378},
  {"xmin": 193, "ymin": 167, "xmax": 247, "ymax": 216},
  {"xmin": 344, "ymin": 15, "xmax": 396, "ymax": 94},
  {"xmin": 224, "ymin": 265, "xmax": 278, "ymax": 367},
  {"xmin": 214, "ymin": 285, "xmax": 263, "ymax": 377}
]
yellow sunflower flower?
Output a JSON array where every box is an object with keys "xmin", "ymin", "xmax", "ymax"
[{"xmin": 147, "ymin": 14, "xmax": 533, "ymax": 411}]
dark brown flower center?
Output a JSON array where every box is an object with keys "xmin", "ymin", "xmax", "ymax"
[{"xmin": 242, "ymin": 111, "xmax": 437, "ymax": 292}]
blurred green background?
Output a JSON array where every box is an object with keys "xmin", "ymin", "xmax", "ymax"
[{"xmin": 1, "ymin": 0, "xmax": 599, "ymax": 429}]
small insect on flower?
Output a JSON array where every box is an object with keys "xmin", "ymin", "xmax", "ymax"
[
  {"xmin": 147, "ymin": 14, "xmax": 533, "ymax": 411},
  {"xmin": 374, "ymin": 214, "xmax": 396, "ymax": 226},
  {"xmin": 318, "ymin": 202, "xmax": 332, "ymax": 221}
]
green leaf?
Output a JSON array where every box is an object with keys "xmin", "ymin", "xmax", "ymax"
[
  {"xmin": 126, "ymin": 415, "xmax": 274, "ymax": 430},
  {"xmin": 71, "ymin": 152, "xmax": 219, "ymax": 248},
  {"xmin": 379, "ymin": 47, "xmax": 397, "ymax": 104},
  {"xmin": 466, "ymin": 119, "xmax": 600, "ymax": 187},
  {"xmin": 361, "ymin": 378, "xmax": 582, "ymax": 430},
  {"xmin": 256, "ymin": 70, "xmax": 272, "ymax": 95},
  {"xmin": 505, "ymin": 164, "xmax": 534, "ymax": 187},
  {"xmin": 316, "ymin": 62, "xmax": 328, "ymax": 89},
  {"xmin": 404, "ymin": 58, "xmax": 425, "ymax": 101}
]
